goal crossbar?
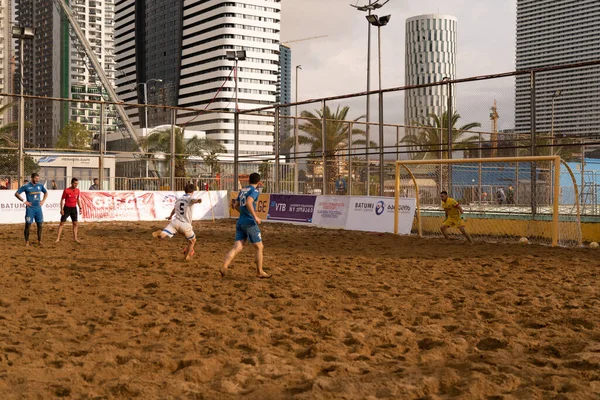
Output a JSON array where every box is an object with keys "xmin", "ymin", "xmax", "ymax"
[{"xmin": 394, "ymin": 156, "xmax": 563, "ymax": 246}]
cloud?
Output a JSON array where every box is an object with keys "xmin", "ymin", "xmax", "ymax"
[{"xmin": 281, "ymin": 0, "xmax": 517, "ymax": 133}]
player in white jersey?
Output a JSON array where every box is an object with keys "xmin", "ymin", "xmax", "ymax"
[{"xmin": 152, "ymin": 183, "xmax": 202, "ymax": 260}]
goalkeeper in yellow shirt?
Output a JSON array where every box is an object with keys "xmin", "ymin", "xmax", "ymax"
[{"xmin": 440, "ymin": 191, "xmax": 473, "ymax": 244}]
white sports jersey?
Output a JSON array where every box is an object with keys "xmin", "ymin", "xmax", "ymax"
[{"xmin": 173, "ymin": 194, "xmax": 195, "ymax": 224}]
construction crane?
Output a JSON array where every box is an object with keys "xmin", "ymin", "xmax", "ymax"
[
  {"xmin": 52, "ymin": 0, "xmax": 141, "ymax": 151},
  {"xmin": 280, "ymin": 35, "xmax": 328, "ymax": 46},
  {"xmin": 490, "ymin": 100, "xmax": 500, "ymax": 157}
]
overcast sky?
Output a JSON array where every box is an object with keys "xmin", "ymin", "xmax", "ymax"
[{"xmin": 280, "ymin": 0, "xmax": 518, "ymax": 138}]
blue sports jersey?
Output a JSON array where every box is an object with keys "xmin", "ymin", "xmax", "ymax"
[
  {"xmin": 237, "ymin": 185, "xmax": 259, "ymax": 225},
  {"xmin": 17, "ymin": 182, "xmax": 47, "ymax": 207}
]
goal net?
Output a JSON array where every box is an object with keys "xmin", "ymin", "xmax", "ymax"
[{"xmin": 394, "ymin": 156, "xmax": 582, "ymax": 247}]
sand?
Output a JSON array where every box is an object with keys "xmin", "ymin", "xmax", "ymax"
[{"xmin": 0, "ymin": 220, "xmax": 599, "ymax": 399}]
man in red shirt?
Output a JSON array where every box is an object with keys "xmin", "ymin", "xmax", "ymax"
[{"xmin": 55, "ymin": 177, "xmax": 83, "ymax": 243}]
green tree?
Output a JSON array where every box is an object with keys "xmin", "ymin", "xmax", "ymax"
[
  {"xmin": 402, "ymin": 111, "xmax": 481, "ymax": 160},
  {"xmin": 140, "ymin": 127, "xmax": 225, "ymax": 180},
  {"xmin": 284, "ymin": 105, "xmax": 371, "ymax": 185},
  {"xmin": 56, "ymin": 121, "xmax": 93, "ymax": 149}
]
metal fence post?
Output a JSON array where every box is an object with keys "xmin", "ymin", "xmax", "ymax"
[
  {"xmin": 321, "ymin": 99, "xmax": 327, "ymax": 195},
  {"xmin": 348, "ymin": 121, "xmax": 353, "ymax": 196},
  {"xmin": 294, "ymin": 114, "xmax": 299, "ymax": 194},
  {"xmin": 274, "ymin": 106, "xmax": 280, "ymax": 194},
  {"xmin": 170, "ymin": 108, "xmax": 176, "ymax": 191},
  {"xmin": 447, "ymin": 80, "xmax": 453, "ymax": 193},
  {"xmin": 396, "ymin": 125, "xmax": 400, "ymax": 161},
  {"xmin": 99, "ymin": 101, "xmax": 105, "ymax": 190},
  {"xmin": 530, "ymin": 70, "xmax": 537, "ymax": 216},
  {"xmin": 234, "ymin": 111, "xmax": 239, "ymax": 191},
  {"xmin": 478, "ymin": 132, "xmax": 482, "ymax": 206}
]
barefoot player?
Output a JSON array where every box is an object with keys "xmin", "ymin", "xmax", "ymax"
[
  {"xmin": 14, "ymin": 173, "xmax": 48, "ymax": 246},
  {"xmin": 152, "ymin": 183, "xmax": 202, "ymax": 260},
  {"xmin": 440, "ymin": 191, "xmax": 473, "ymax": 244},
  {"xmin": 55, "ymin": 178, "xmax": 83, "ymax": 243},
  {"xmin": 221, "ymin": 172, "xmax": 270, "ymax": 278}
]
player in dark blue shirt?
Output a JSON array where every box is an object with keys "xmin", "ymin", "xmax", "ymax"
[
  {"xmin": 221, "ymin": 172, "xmax": 270, "ymax": 278},
  {"xmin": 14, "ymin": 173, "xmax": 48, "ymax": 246}
]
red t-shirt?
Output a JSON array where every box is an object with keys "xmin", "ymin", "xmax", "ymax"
[{"xmin": 62, "ymin": 187, "xmax": 80, "ymax": 208}]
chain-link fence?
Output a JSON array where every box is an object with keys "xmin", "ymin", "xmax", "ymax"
[{"xmin": 2, "ymin": 60, "xmax": 600, "ymax": 217}]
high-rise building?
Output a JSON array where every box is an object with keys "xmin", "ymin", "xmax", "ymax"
[
  {"xmin": 515, "ymin": 0, "xmax": 600, "ymax": 136},
  {"xmin": 404, "ymin": 14, "xmax": 457, "ymax": 128},
  {"xmin": 277, "ymin": 44, "xmax": 291, "ymax": 145},
  {"xmin": 115, "ymin": 0, "xmax": 281, "ymax": 156},
  {"xmin": 14, "ymin": 0, "xmax": 116, "ymax": 148},
  {"xmin": 68, "ymin": 0, "xmax": 117, "ymax": 135},
  {"xmin": 15, "ymin": 0, "xmax": 63, "ymax": 148},
  {"xmin": 0, "ymin": 0, "xmax": 12, "ymax": 126}
]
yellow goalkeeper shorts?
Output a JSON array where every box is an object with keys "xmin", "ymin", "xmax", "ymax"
[{"xmin": 442, "ymin": 217, "xmax": 466, "ymax": 228}]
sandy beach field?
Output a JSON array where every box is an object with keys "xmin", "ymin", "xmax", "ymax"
[{"xmin": 0, "ymin": 220, "xmax": 598, "ymax": 399}]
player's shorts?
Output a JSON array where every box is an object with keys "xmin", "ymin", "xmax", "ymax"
[
  {"xmin": 25, "ymin": 207, "xmax": 43, "ymax": 224},
  {"xmin": 60, "ymin": 206, "xmax": 78, "ymax": 223},
  {"xmin": 162, "ymin": 219, "xmax": 195, "ymax": 241},
  {"xmin": 442, "ymin": 217, "xmax": 466, "ymax": 228},
  {"xmin": 235, "ymin": 223, "xmax": 262, "ymax": 244}
]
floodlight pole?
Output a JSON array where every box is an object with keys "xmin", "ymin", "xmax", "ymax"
[
  {"xmin": 366, "ymin": 0, "xmax": 372, "ymax": 196},
  {"xmin": 18, "ymin": 38, "xmax": 25, "ymax": 186},
  {"xmin": 377, "ymin": 24, "xmax": 384, "ymax": 196},
  {"xmin": 227, "ymin": 52, "xmax": 245, "ymax": 190},
  {"xmin": 234, "ymin": 57, "xmax": 239, "ymax": 190},
  {"xmin": 13, "ymin": 27, "xmax": 36, "ymax": 186}
]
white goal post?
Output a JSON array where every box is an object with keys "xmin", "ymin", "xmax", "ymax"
[{"xmin": 394, "ymin": 156, "xmax": 582, "ymax": 247}]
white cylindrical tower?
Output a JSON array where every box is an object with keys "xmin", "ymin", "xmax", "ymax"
[{"xmin": 404, "ymin": 14, "xmax": 457, "ymax": 128}]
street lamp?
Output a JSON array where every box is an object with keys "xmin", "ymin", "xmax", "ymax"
[
  {"xmin": 12, "ymin": 26, "xmax": 36, "ymax": 186},
  {"xmin": 137, "ymin": 78, "xmax": 162, "ymax": 179},
  {"xmin": 137, "ymin": 78, "xmax": 163, "ymax": 135},
  {"xmin": 366, "ymin": 14, "xmax": 391, "ymax": 196},
  {"xmin": 551, "ymin": 90, "xmax": 562, "ymax": 155},
  {"xmin": 226, "ymin": 50, "xmax": 247, "ymax": 189},
  {"xmin": 351, "ymin": 0, "xmax": 389, "ymax": 196},
  {"xmin": 294, "ymin": 65, "xmax": 302, "ymax": 194}
]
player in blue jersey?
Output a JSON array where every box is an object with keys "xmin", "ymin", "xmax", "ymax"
[
  {"xmin": 221, "ymin": 172, "xmax": 270, "ymax": 278},
  {"xmin": 14, "ymin": 173, "xmax": 48, "ymax": 246}
]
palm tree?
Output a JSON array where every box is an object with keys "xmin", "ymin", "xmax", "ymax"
[
  {"xmin": 0, "ymin": 102, "xmax": 20, "ymax": 147},
  {"xmin": 140, "ymin": 127, "xmax": 225, "ymax": 181},
  {"xmin": 402, "ymin": 111, "xmax": 481, "ymax": 160},
  {"xmin": 283, "ymin": 105, "xmax": 373, "ymax": 186},
  {"xmin": 0, "ymin": 102, "xmax": 38, "ymax": 178}
]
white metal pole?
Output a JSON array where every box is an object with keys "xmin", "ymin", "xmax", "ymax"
[{"xmin": 294, "ymin": 65, "xmax": 301, "ymax": 194}]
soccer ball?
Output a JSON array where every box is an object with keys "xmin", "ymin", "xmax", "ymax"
[
  {"xmin": 590, "ymin": 242, "xmax": 599, "ymax": 249},
  {"xmin": 519, "ymin": 237, "xmax": 529, "ymax": 245}
]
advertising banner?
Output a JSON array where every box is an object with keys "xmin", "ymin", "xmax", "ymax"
[
  {"xmin": 0, "ymin": 190, "xmax": 63, "ymax": 223},
  {"xmin": 345, "ymin": 196, "xmax": 416, "ymax": 234},
  {"xmin": 312, "ymin": 196, "xmax": 350, "ymax": 228},
  {"xmin": 228, "ymin": 191, "xmax": 270, "ymax": 220},
  {"xmin": 153, "ymin": 191, "xmax": 228, "ymax": 220},
  {"xmin": 267, "ymin": 194, "xmax": 316, "ymax": 223},
  {"xmin": 80, "ymin": 191, "xmax": 156, "ymax": 221}
]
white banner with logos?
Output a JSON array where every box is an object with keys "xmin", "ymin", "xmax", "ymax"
[
  {"xmin": 0, "ymin": 190, "xmax": 228, "ymax": 224},
  {"xmin": 153, "ymin": 191, "xmax": 228, "ymax": 221},
  {"xmin": 311, "ymin": 196, "xmax": 350, "ymax": 228},
  {"xmin": 0, "ymin": 190, "xmax": 63, "ymax": 223},
  {"xmin": 345, "ymin": 196, "xmax": 416, "ymax": 235}
]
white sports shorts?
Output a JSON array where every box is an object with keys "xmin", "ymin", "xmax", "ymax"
[{"xmin": 162, "ymin": 219, "xmax": 195, "ymax": 240}]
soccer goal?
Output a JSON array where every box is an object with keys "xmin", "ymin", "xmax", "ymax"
[{"xmin": 394, "ymin": 156, "xmax": 582, "ymax": 247}]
